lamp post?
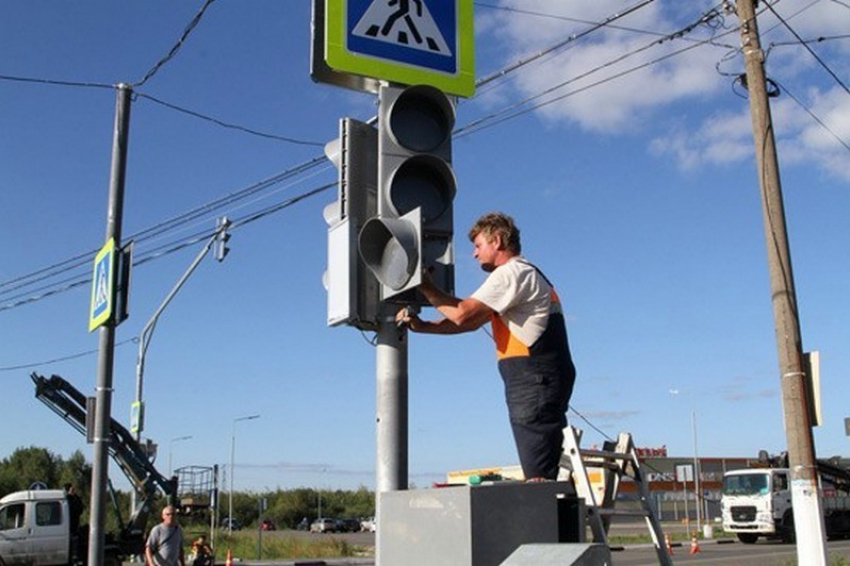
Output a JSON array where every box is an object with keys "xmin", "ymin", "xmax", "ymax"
[
  {"xmin": 670, "ymin": 389, "xmax": 702, "ymax": 534},
  {"xmin": 229, "ymin": 414, "xmax": 260, "ymax": 533},
  {"xmin": 168, "ymin": 435, "xmax": 193, "ymax": 477},
  {"xmin": 317, "ymin": 467, "xmax": 327, "ymax": 519}
]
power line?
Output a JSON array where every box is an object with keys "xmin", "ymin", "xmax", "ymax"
[
  {"xmin": 459, "ymin": 6, "xmax": 733, "ymax": 138},
  {"xmin": 768, "ymin": 33, "xmax": 850, "ymax": 47},
  {"xmin": 0, "ymin": 74, "xmax": 113, "ymax": 90},
  {"xmin": 0, "ymin": 178, "xmax": 335, "ymax": 313},
  {"xmin": 136, "ymin": 92, "xmax": 325, "ymax": 147},
  {"xmin": 475, "ymin": 1, "xmax": 663, "ymax": 35},
  {"xmin": 132, "ymin": 0, "xmax": 217, "ymax": 88},
  {"xmin": 772, "ymin": 79, "xmax": 850, "ymax": 153},
  {"xmin": 0, "ymin": 337, "xmax": 138, "ymax": 373},
  {"xmin": 0, "ymin": 156, "xmax": 328, "ymax": 297},
  {"xmin": 5, "ymin": 2, "xmax": 843, "ymax": 313},
  {"xmin": 0, "ymin": 2, "xmax": 728, "ymax": 308},
  {"xmin": 474, "ymin": 0, "xmax": 659, "ymax": 89},
  {"xmin": 763, "ymin": 0, "xmax": 850, "ymax": 95},
  {"xmin": 0, "ymin": 73, "xmax": 332, "ymax": 147}
]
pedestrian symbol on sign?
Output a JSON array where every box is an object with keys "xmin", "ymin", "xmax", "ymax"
[
  {"xmin": 352, "ymin": 0, "xmax": 452, "ymax": 61},
  {"xmin": 89, "ymin": 238, "xmax": 115, "ymax": 332},
  {"xmin": 94, "ymin": 262, "xmax": 109, "ymax": 313}
]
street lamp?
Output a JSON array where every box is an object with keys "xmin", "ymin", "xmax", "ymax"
[
  {"xmin": 168, "ymin": 435, "xmax": 193, "ymax": 477},
  {"xmin": 133, "ymin": 219, "xmax": 232, "ymax": 442},
  {"xmin": 229, "ymin": 414, "xmax": 260, "ymax": 533},
  {"xmin": 670, "ymin": 388, "xmax": 702, "ymax": 534}
]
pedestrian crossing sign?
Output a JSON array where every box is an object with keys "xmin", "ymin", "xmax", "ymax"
[
  {"xmin": 325, "ymin": 0, "xmax": 475, "ymax": 97},
  {"xmin": 89, "ymin": 238, "xmax": 115, "ymax": 332}
]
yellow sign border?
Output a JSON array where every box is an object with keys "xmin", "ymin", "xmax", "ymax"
[
  {"xmin": 326, "ymin": 0, "xmax": 475, "ymax": 97},
  {"xmin": 89, "ymin": 238, "xmax": 115, "ymax": 332}
]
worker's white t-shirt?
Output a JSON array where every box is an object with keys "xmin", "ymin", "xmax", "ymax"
[{"xmin": 470, "ymin": 257, "xmax": 552, "ymax": 348}]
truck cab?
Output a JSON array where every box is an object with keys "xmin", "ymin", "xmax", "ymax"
[
  {"xmin": 0, "ymin": 490, "xmax": 71, "ymax": 565},
  {"xmin": 721, "ymin": 468, "xmax": 792, "ymax": 544}
]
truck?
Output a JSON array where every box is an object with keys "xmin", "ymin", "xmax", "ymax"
[
  {"xmin": 0, "ymin": 373, "xmax": 180, "ymax": 566},
  {"xmin": 0, "ymin": 489, "xmax": 90, "ymax": 566},
  {"xmin": 720, "ymin": 455, "xmax": 850, "ymax": 544}
]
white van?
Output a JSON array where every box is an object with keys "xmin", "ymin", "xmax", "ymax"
[{"xmin": 0, "ymin": 489, "xmax": 73, "ymax": 565}]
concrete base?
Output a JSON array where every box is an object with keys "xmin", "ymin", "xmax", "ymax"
[
  {"xmin": 377, "ymin": 481, "xmax": 582, "ymax": 566},
  {"xmin": 501, "ymin": 543, "xmax": 612, "ymax": 565}
]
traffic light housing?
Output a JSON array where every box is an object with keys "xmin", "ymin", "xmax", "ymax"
[
  {"xmin": 323, "ymin": 118, "xmax": 380, "ymax": 329},
  {"xmin": 214, "ymin": 216, "xmax": 231, "ymax": 262},
  {"xmin": 359, "ymin": 84, "xmax": 455, "ymax": 304}
]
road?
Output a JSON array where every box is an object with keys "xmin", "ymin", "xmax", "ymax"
[
  {"xmin": 612, "ymin": 538, "xmax": 850, "ymax": 565},
  {"xmin": 240, "ymin": 529, "xmax": 850, "ymax": 565}
]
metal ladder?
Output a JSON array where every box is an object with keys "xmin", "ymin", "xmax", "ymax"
[{"xmin": 560, "ymin": 425, "xmax": 673, "ymax": 566}]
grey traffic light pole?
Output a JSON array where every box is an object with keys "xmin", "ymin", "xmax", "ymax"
[
  {"xmin": 736, "ymin": 1, "xmax": 827, "ymax": 563},
  {"xmin": 374, "ymin": 305, "xmax": 408, "ymax": 566},
  {"xmin": 88, "ymin": 83, "xmax": 132, "ymax": 566},
  {"xmin": 375, "ymin": 304, "xmax": 409, "ymax": 494}
]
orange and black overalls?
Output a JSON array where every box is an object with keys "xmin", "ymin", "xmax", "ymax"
[{"xmin": 491, "ymin": 267, "xmax": 576, "ymax": 480}]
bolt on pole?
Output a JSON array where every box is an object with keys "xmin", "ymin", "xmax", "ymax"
[{"xmin": 735, "ymin": 1, "xmax": 827, "ymax": 563}]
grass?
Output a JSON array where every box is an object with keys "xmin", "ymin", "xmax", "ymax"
[
  {"xmin": 203, "ymin": 531, "xmax": 370, "ymax": 561},
  {"xmin": 778, "ymin": 556, "xmax": 850, "ymax": 566}
]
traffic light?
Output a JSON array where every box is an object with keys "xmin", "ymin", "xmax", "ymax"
[
  {"xmin": 323, "ymin": 118, "xmax": 380, "ymax": 329},
  {"xmin": 215, "ymin": 216, "xmax": 231, "ymax": 262},
  {"xmin": 359, "ymin": 84, "xmax": 455, "ymax": 304}
]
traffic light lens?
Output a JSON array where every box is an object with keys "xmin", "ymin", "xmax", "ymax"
[
  {"xmin": 389, "ymin": 87, "xmax": 454, "ymax": 152},
  {"xmin": 359, "ymin": 216, "xmax": 420, "ymax": 292},
  {"xmin": 382, "ymin": 239, "xmax": 414, "ymax": 290},
  {"xmin": 389, "ymin": 156, "xmax": 455, "ymax": 222}
]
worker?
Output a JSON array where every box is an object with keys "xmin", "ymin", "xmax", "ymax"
[{"xmin": 397, "ymin": 212, "xmax": 576, "ymax": 480}]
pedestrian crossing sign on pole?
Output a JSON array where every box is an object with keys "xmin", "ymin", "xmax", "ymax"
[
  {"xmin": 89, "ymin": 238, "xmax": 115, "ymax": 332},
  {"xmin": 323, "ymin": 0, "xmax": 474, "ymax": 97}
]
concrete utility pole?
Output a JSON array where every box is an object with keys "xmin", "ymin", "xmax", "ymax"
[
  {"xmin": 735, "ymin": 1, "xmax": 827, "ymax": 563},
  {"xmin": 88, "ymin": 83, "xmax": 132, "ymax": 566}
]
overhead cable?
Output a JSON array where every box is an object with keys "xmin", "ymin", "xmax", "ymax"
[
  {"xmin": 137, "ymin": 93, "xmax": 324, "ymax": 147},
  {"xmin": 475, "ymin": 0, "xmax": 658, "ymax": 89},
  {"xmin": 763, "ymin": 0, "xmax": 850, "ymax": 95},
  {"xmin": 132, "ymin": 0, "xmax": 217, "ymax": 88}
]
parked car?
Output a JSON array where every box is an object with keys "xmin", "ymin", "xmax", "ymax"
[
  {"xmin": 221, "ymin": 518, "xmax": 242, "ymax": 530},
  {"xmin": 310, "ymin": 517, "xmax": 337, "ymax": 533},
  {"xmin": 360, "ymin": 516, "xmax": 376, "ymax": 532},
  {"xmin": 337, "ymin": 518, "xmax": 361, "ymax": 532},
  {"xmin": 261, "ymin": 519, "xmax": 276, "ymax": 531}
]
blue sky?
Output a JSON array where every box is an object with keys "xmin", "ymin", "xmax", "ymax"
[{"xmin": 1, "ymin": 0, "xmax": 849, "ymax": 493}]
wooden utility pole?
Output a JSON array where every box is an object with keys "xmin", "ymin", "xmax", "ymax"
[{"xmin": 735, "ymin": 1, "xmax": 827, "ymax": 563}]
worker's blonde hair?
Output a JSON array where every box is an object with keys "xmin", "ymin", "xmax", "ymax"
[{"xmin": 468, "ymin": 212, "xmax": 521, "ymax": 254}]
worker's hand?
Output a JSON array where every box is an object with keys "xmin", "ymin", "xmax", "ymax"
[
  {"xmin": 396, "ymin": 306, "xmax": 422, "ymax": 331},
  {"xmin": 421, "ymin": 265, "xmax": 436, "ymax": 286}
]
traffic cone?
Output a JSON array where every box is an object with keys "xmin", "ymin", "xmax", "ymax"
[
  {"xmin": 689, "ymin": 532, "xmax": 702, "ymax": 554},
  {"xmin": 664, "ymin": 533, "xmax": 674, "ymax": 555},
  {"xmin": 225, "ymin": 549, "xmax": 233, "ymax": 566}
]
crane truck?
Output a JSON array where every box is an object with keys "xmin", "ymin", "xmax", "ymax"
[{"xmin": 0, "ymin": 373, "xmax": 179, "ymax": 566}]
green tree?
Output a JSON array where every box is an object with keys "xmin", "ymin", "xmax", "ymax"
[
  {"xmin": 268, "ymin": 488, "xmax": 317, "ymax": 528},
  {"xmin": 0, "ymin": 447, "xmax": 59, "ymax": 494}
]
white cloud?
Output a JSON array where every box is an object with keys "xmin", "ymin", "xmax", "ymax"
[{"xmin": 477, "ymin": 0, "xmax": 850, "ymax": 179}]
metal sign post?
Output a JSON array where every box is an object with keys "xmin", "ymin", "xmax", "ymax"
[{"xmin": 88, "ymin": 83, "xmax": 132, "ymax": 566}]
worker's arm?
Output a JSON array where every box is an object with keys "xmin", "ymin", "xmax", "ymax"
[{"xmin": 397, "ymin": 276, "xmax": 493, "ymax": 334}]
